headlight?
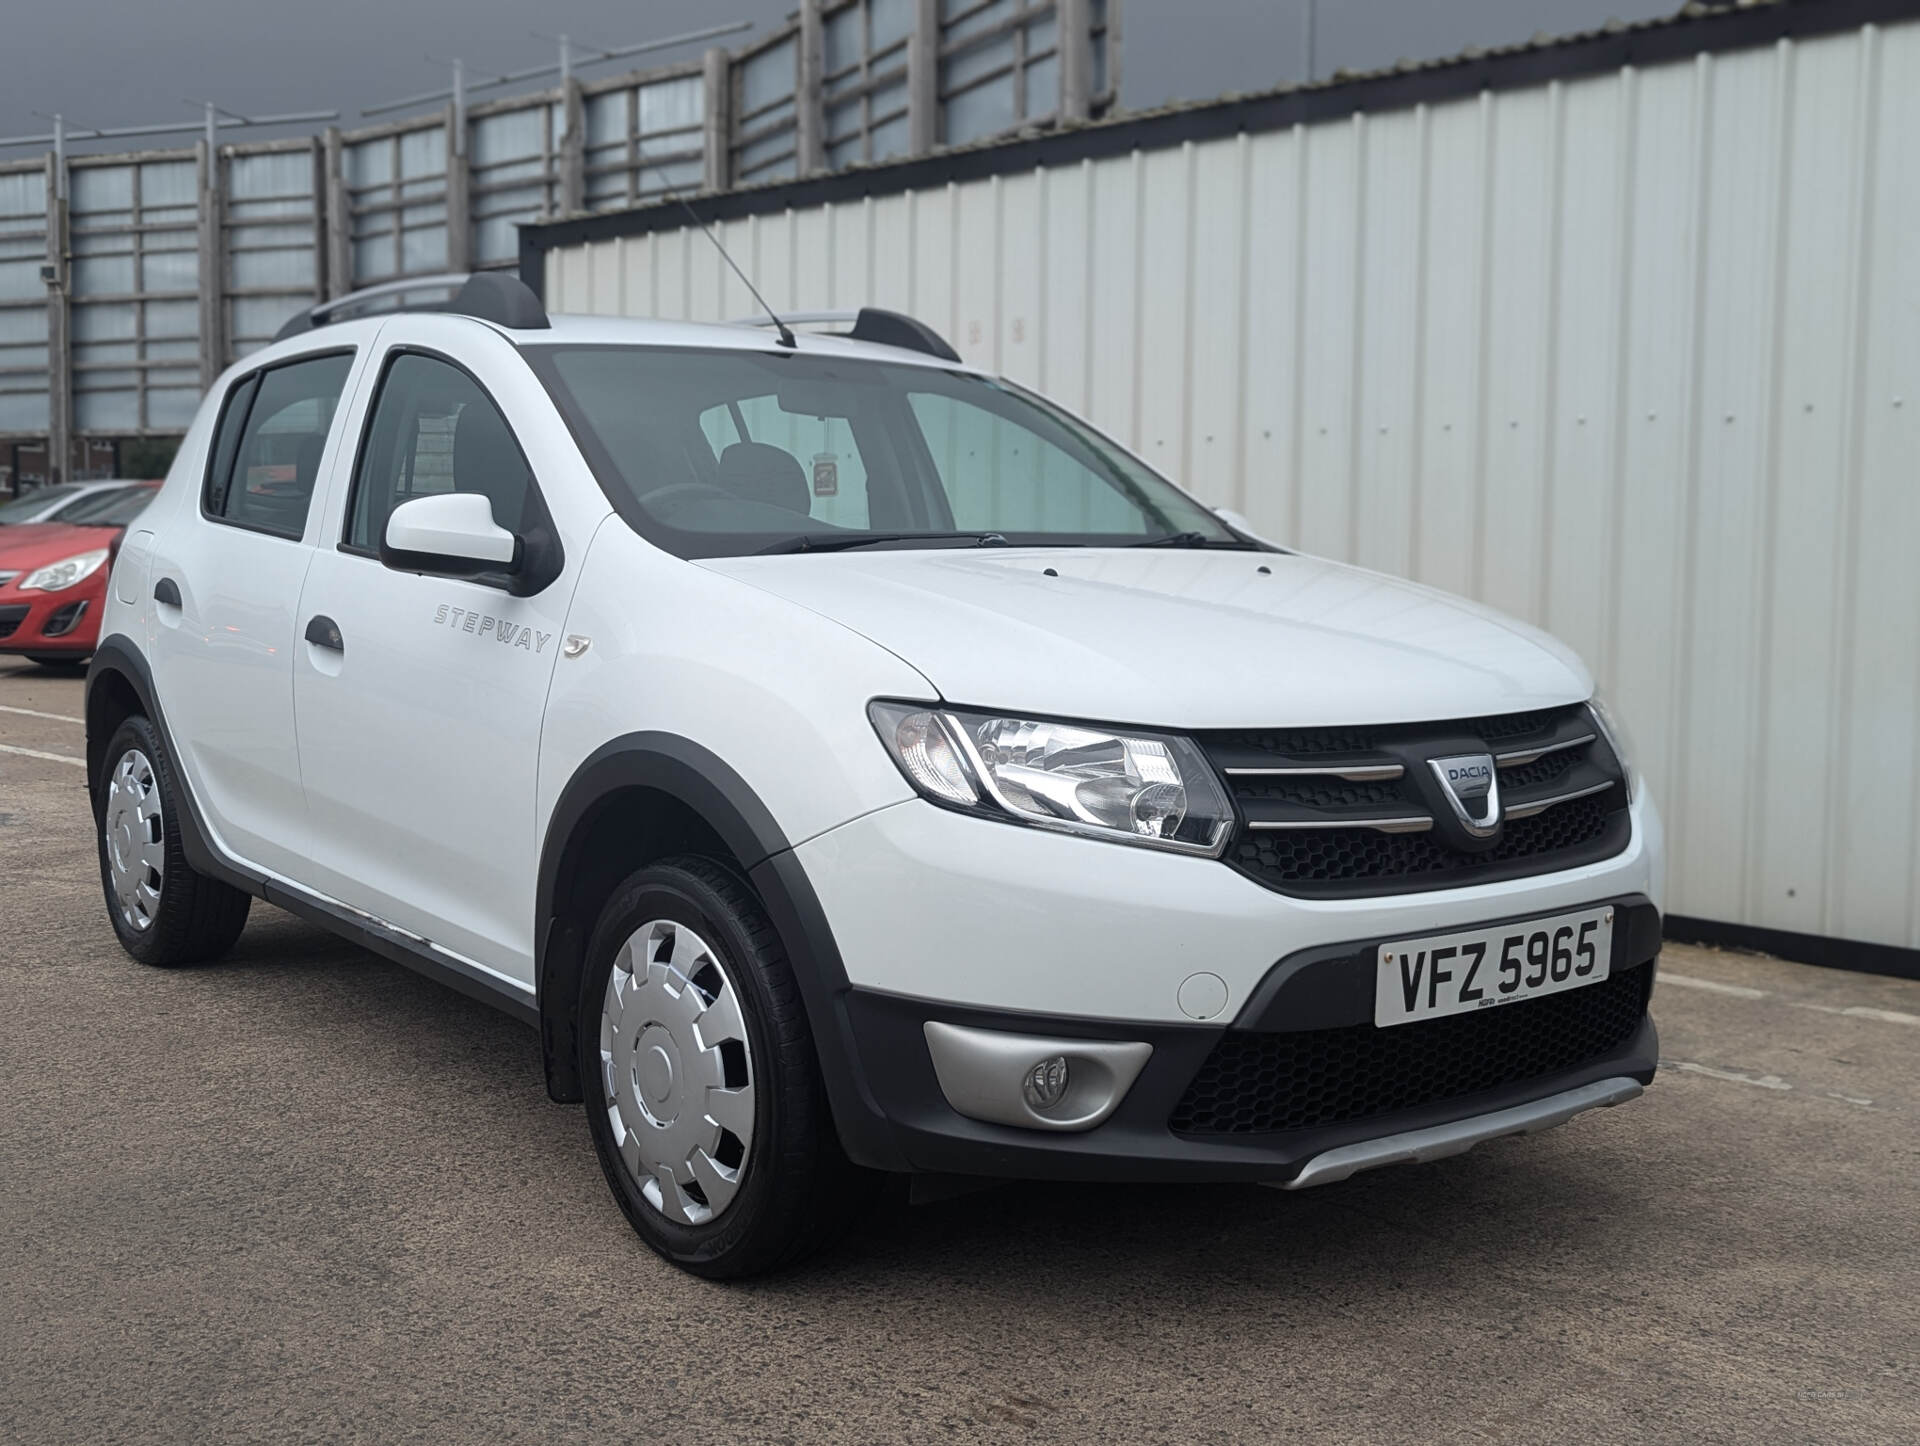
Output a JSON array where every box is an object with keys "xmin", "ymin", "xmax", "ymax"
[
  {"xmin": 1589, "ymin": 691, "xmax": 1639, "ymax": 802},
  {"xmin": 869, "ymin": 702, "xmax": 1235, "ymax": 855},
  {"xmin": 19, "ymin": 549, "xmax": 110, "ymax": 593}
]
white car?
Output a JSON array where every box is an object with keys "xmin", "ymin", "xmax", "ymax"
[{"xmin": 86, "ymin": 273, "xmax": 1663, "ymax": 1277}]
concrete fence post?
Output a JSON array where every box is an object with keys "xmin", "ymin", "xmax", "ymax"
[
  {"xmin": 908, "ymin": 0, "xmax": 940, "ymax": 153},
  {"xmin": 444, "ymin": 102, "xmax": 471, "ymax": 273},
  {"xmin": 561, "ymin": 77, "xmax": 587, "ymax": 216},
  {"xmin": 196, "ymin": 138, "xmax": 227, "ymax": 382},
  {"xmin": 44, "ymin": 152, "xmax": 71, "ymax": 484},
  {"xmin": 797, "ymin": 0, "xmax": 827, "ymax": 175},
  {"xmin": 703, "ymin": 46, "xmax": 732, "ymax": 192},
  {"xmin": 1059, "ymin": 0, "xmax": 1092, "ymax": 123},
  {"xmin": 321, "ymin": 128, "xmax": 350, "ymax": 299}
]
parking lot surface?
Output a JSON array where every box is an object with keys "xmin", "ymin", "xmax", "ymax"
[{"xmin": 2, "ymin": 656, "xmax": 1916, "ymax": 1445}]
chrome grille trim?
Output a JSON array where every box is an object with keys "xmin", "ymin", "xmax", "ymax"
[
  {"xmin": 1223, "ymin": 763, "xmax": 1405, "ymax": 782},
  {"xmin": 1494, "ymin": 732, "xmax": 1596, "ymax": 767},
  {"xmin": 1502, "ymin": 779, "xmax": 1616, "ymax": 819},
  {"xmin": 1249, "ymin": 814, "xmax": 1434, "ymax": 834}
]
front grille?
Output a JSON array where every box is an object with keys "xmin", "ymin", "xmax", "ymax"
[
  {"xmin": 0, "ymin": 604, "xmax": 27, "ymax": 639},
  {"xmin": 1170, "ymin": 964, "xmax": 1653, "ymax": 1135},
  {"xmin": 1199, "ymin": 704, "xmax": 1630, "ymax": 897}
]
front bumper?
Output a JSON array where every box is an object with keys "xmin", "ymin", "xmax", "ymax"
[
  {"xmin": 0, "ymin": 589, "xmax": 98, "ymax": 654},
  {"xmin": 831, "ymin": 895, "xmax": 1660, "ymax": 1182},
  {"xmin": 797, "ymin": 792, "xmax": 1663, "ymax": 1024}
]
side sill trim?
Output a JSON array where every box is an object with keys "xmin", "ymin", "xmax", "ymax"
[
  {"xmin": 1273, "ymin": 1075, "xmax": 1644, "ymax": 1190},
  {"xmin": 261, "ymin": 879, "xmax": 538, "ymax": 1028}
]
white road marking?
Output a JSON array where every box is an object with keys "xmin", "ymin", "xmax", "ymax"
[
  {"xmin": 1824, "ymin": 1092, "xmax": 1876, "ymax": 1109},
  {"xmin": 1660, "ymin": 972, "xmax": 1769, "ymax": 1000},
  {"xmin": 1662, "ymin": 1059, "xmax": 1793, "ymax": 1091},
  {"xmin": 1790, "ymin": 1002, "xmax": 1920, "ymax": 1028},
  {"xmin": 0, "ymin": 741, "xmax": 85, "ymax": 768},
  {"xmin": 0, "ymin": 703, "xmax": 83, "ymax": 724},
  {"xmin": 1662, "ymin": 972, "xmax": 1919, "ymax": 1029}
]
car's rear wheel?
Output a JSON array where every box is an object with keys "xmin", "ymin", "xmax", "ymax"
[
  {"xmin": 579, "ymin": 856, "xmax": 881, "ymax": 1278},
  {"xmin": 97, "ymin": 715, "xmax": 251, "ymax": 966}
]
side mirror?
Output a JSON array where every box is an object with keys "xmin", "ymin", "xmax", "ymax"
[{"xmin": 381, "ymin": 493, "xmax": 520, "ymax": 578}]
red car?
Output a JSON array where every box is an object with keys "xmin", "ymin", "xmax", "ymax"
[{"xmin": 0, "ymin": 482, "xmax": 159, "ymax": 667}]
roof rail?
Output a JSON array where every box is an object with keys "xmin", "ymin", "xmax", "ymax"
[
  {"xmin": 730, "ymin": 307, "xmax": 960, "ymax": 363},
  {"xmin": 274, "ymin": 271, "xmax": 550, "ymax": 342}
]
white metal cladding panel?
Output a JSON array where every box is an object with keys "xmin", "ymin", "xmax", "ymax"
[{"xmin": 546, "ymin": 21, "xmax": 1920, "ymax": 953}]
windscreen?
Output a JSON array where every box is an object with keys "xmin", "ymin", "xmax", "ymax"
[
  {"xmin": 530, "ymin": 346, "xmax": 1244, "ymax": 558},
  {"xmin": 61, "ymin": 485, "xmax": 156, "ymax": 526},
  {"xmin": 0, "ymin": 485, "xmax": 84, "ymax": 522}
]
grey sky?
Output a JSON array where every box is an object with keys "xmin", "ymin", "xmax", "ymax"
[{"xmin": 5, "ymin": 0, "xmax": 1679, "ymax": 152}]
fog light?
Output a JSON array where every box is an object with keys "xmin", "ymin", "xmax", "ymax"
[
  {"xmin": 922, "ymin": 1023, "xmax": 1153, "ymax": 1132},
  {"xmin": 1023, "ymin": 1055, "xmax": 1070, "ymax": 1111}
]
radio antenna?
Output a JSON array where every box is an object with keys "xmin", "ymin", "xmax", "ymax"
[
  {"xmin": 668, "ymin": 194, "xmax": 796, "ymax": 348},
  {"xmin": 633, "ymin": 151, "xmax": 794, "ymax": 348}
]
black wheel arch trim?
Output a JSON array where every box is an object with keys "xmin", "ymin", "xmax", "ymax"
[
  {"xmin": 84, "ymin": 633, "xmax": 539, "ymax": 1027},
  {"xmin": 535, "ymin": 732, "xmax": 907, "ymax": 1169}
]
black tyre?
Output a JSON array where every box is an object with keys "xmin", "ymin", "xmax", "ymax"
[
  {"xmin": 579, "ymin": 855, "xmax": 880, "ymax": 1279},
  {"xmin": 28, "ymin": 654, "xmax": 87, "ymax": 669},
  {"xmin": 96, "ymin": 714, "xmax": 251, "ymax": 966}
]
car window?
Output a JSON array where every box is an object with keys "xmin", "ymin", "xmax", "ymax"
[
  {"xmin": 50, "ymin": 484, "xmax": 137, "ymax": 522},
  {"xmin": 345, "ymin": 352, "xmax": 534, "ymax": 553},
  {"xmin": 700, "ymin": 396, "xmax": 872, "ymax": 530},
  {"xmin": 909, "ymin": 393, "xmax": 1146, "ymax": 534},
  {"xmin": 205, "ymin": 353, "xmax": 354, "ymax": 539},
  {"xmin": 59, "ymin": 486, "xmax": 157, "ymax": 526},
  {"xmin": 532, "ymin": 346, "xmax": 1236, "ymax": 558},
  {"xmin": 0, "ymin": 485, "xmax": 85, "ymax": 523}
]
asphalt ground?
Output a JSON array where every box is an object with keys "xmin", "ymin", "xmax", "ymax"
[{"xmin": 2, "ymin": 655, "xmax": 1916, "ymax": 1445}]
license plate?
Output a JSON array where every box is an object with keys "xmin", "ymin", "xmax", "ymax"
[{"xmin": 1374, "ymin": 906, "xmax": 1614, "ymax": 1028}]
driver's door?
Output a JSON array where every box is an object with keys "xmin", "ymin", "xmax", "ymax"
[{"xmin": 290, "ymin": 332, "xmax": 575, "ymax": 987}]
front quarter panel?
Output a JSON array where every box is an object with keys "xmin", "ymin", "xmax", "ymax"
[{"xmin": 539, "ymin": 523, "xmax": 932, "ymax": 865}]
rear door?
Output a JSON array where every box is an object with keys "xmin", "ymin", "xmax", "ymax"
[
  {"xmin": 144, "ymin": 346, "xmax": 366, "ymax": 878},
  {"xmin": 290, "ymin": 323, "xmax": 589, "ymax": 987}
]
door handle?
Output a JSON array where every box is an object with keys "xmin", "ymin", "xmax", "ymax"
[
  {"xmin": 153, "ymin": 577, "xmax": 181, "ymax": 607},
  {"xmin": 304, "ymin": 615, "xmax": 344, "ymax": 653}
]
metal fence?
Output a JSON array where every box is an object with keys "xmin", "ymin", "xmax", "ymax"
[{"xmin": 1, "ymin": 0, "xmax": 1120, "ymax": 487}]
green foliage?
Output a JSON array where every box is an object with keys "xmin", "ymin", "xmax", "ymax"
[{"xmin": 119, "ymin": 436, "xmax": 181, "ymax": 480}]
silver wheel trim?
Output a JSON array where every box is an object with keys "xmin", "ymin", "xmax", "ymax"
[
  {"xmin": 104, "ymin": 747, "xmax": 165, "ymax": 932},
  {"xmin": 600, "ymin": 919, "xmax": 757, "ymax": 1226}
]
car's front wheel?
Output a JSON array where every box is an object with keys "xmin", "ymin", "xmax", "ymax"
[
  {"xmin": 579, "ymin": 856, "xmax": 880, "ymax": 1278},
  {"xmin": 96, "ymin": 714, "xmax": 251, "ymax": 966}
]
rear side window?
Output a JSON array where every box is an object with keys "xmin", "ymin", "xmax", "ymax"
[
  {"xmin": 204, "ymin": 353, "xmax": 354, "ymax": 539},
  {"xmin": 344, "ymin": 352, "xmax": 534, "ymax": 552}
]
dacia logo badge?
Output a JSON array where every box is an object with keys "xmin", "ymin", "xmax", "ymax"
[{"xmin": 1428, "ymin": 752, "xmax": 1501, "ymax": 838}]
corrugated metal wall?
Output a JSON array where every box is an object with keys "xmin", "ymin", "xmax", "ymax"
[{"xmin": 543, "ymin": 20, "xmax": 1920, "ymax": 955}]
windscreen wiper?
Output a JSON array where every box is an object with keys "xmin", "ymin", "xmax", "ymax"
[
  {"xmin": 1126, "ymin": 531, "xmax": 1252, "ymax": 548},
  {"xmin": 757, "ymin": 531, "xmax": 1014, "ymax": 555}
]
